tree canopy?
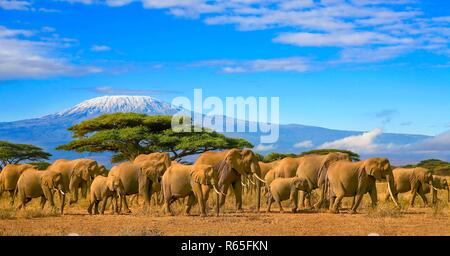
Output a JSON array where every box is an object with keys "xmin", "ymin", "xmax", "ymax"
[
  {"xmin": 299, "ymin": 149, "xmax": 360, "ymax": 161},
  {"xmin": 57, "ymin": 113, "xmax": 253, "ymax": 163},
  {"xmin": 0, "ymin": 141, "xmax": 52, "ymax": 169},
  {"xmin": 259, "ymin": 152, "xmax": 298, "ymax": 163},
  {"xmin": 404, "ymin": 159, "xmax": 450, "ymax": 176}
]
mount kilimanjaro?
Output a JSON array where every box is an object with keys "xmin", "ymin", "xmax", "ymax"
[{"xmin": 0, "ymin": 95, "xmax": 432, "ymax": 166}]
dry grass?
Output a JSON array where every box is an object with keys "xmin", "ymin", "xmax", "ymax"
[{"xmin": 0, "ymin": 182, "xmax": 448, "ymax": 236}]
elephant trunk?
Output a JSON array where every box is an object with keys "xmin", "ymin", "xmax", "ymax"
[{"xmin": 386, "ymin": 174, "xmax": 399, "ymax": 207}]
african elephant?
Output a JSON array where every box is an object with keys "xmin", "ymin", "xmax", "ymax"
[
  {"xmin": 88, "ymin": 175, "xmax": 125, "ymax": 215},
  {"xmin": 194, "ymin": 149, "xmax": 265, "ymax": 212},
  {"xmin": 264, "ymin": 153, "xmax": 351, "ymax": 209},
  {"xmin": 384, "ymin": 167, "xmax": 433, "ymax": 207},
  {"xmin": 47, "ymin": 158, "xmax": 105, "ymax": 205},
  {"xmin": 0, "ymin": 164, "xmax": 34, "ymax": 205},
  {"xmin": 267, "ymin": 177, "xmax": 313, "ymax": 213},
  {"xmin": 416, "ymin": 175, "xmax": 449, "ymax": 205},
  {"xmin": 109, "ymin": 159, "xmax": 166, "ymax": 213},
  {"xmin": 162, "ymin": 162, "xmax": 224, "ymax": 217},
  {"xmin": 15, "ymin": 169, "xmax": 65, "ymax": 213},
  {"xmin": 327, "ymin": 158, "xmax": 399, "ymax": 214}
]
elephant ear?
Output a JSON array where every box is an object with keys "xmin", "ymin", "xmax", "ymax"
[
  {"xmin": 362, "ymin": 159, "xmax": 382, "ymax": 180},
  {"xmin": 73, "ymin": 161, "xmax": 90, "ymax": 181},
  {"xmin": 41, "ymin": 173, "xmax": 54, "ymax": 188},
  {"xmin": 191, "ymin": 167, "xmax": 208, "ymax": 185}
]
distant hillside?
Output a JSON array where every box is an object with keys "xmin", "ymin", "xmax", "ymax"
[{"xmin": 404, "ymin": 159, "xmax": 450, "ymax": 176}]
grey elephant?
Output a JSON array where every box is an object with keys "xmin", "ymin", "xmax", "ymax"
[
  {"xmin": 47, "ymin": 158, "xmax": 105, "ymax": 205},
  {"xmin": 419, "ymin": 175, "xmax": 449, "ymax": 205},
  {"xmin": 162, "ymin": 162, "xmax": 224, "ymax": 217},
  {"xmin": 327, "ymin": 158, "xmax": 399, "ymax": 214},
  {"xmin": 15, "ymin": 169, "xmax": 65, "ymax": 213},
  {"xmin": 88, "ymin": 175, "xmax": 125, "ymax": 215},
  {"xmin": 267, "ymin": 177, "xmax": 313, "ymax": 213},
  {"xmin": 384, "ymin": 167, "xmax": 433, "ymax": 207},
  {"xmin": 0, "ymin": 164, "xmax": 34, "ymax": 205},
  {"xmin": 109, "ymin": 159, "xmax": 166, "ymax": 213}
]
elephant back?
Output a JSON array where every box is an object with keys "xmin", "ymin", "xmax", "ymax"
[{"xmin": 1, "ymin": 164, "xmax": 34, "ymax": 191}]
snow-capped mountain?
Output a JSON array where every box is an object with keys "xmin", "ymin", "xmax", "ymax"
[
  {"xmin": 53, "ymin": 95, "xmax": 184, "ymax": 119},
  {"xmin": 0, "ymin": 95, "xmax": 438, "ymax": 166}
]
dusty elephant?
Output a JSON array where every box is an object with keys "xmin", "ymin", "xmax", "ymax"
[
  {"xmin": 109, "ymin": 159, "xmax": 166, "ymax": 213},
  {"xmin": 267, "ymin": 177, "xmax": 313, "ymax": 213},
  {"xmin": 194, "ymin": 149, "xmax": 265, "ymax": 212},
  {"xmin": 416, "ymin": 175, "xmax": 449, "ymax": 205},
  {"xmin": 88, "ymin": 175, "xmax": 125, "ymax": 215},
  {"xmin": 327, "ymin": 158, "xmax": 399, "ymax": 214},
  {"xmin": 15, "ymin": 169, "xmax": 65, "ymax": 213},
  {"xmin": 384, "ymin": 167, "xmax": 433, "ymax": 207},
  {"xmin": 162, "ymin": 162, "xmax": 224, "ymax": 217},
  {"xmin": 0, "ymin": 164, "xmax": 34, "ymax": 205},
  {"xmin": 264, "ymin": 153, "xmax": 350, "ymax": 209},
  {"xmin": 47, "ymin": 158, "xmax": 105, "ymax": 205}
]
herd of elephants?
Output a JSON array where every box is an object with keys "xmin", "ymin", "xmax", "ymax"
[{"xmin": 0, "ymin": 149, "xmax": 448, "ymax": 217}]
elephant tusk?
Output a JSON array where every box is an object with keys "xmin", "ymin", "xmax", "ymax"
[
  {"xmin": 247, "ymin": 176, "xmax": 256, "ymax": 185},
  {"xmin": 59, "ymin": 190, "xmax": 65, "ymax": 196},
  {"xmin": 213, "ymin": 186, "xmax": 226, "ymax": 196},
  {"xmin": 431, "ymin": 185, "xmax": 439, "ymax": 191},
  {"xmin": 241, "ymin": 180, "xmax": 248, "ymax": 187},
  {"xmin": 253, "ymin": 173, "xmax": 266, "ymax": 183},
  {"xmin": 387, "ymin": 178, "xmax": 399, "ymax": 208}
]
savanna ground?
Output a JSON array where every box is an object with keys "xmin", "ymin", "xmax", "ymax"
[{"xmin": 0, "ymin": 182, "xmax": 448, "ymax": 236}]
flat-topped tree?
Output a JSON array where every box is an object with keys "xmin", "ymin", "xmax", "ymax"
[
  {"xmin": 299, "ymin": 149, "xmax": 360, "ymax": 162},
  {"xmin": 57, "ymin": 113, "xmax": 253, "ymax": 163},
  {"xmin": 261, "ymin": 152, "xmax": 298, "ymax": 163},
  {"xmin": 0, "ymin": 141, "xmax": 52, "ymax": 169}
]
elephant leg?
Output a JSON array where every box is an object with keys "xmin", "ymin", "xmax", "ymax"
[
  {"xmin": 122, "ymin": 195, "xmax": 131, "ymax": 213},
  {"xmin": 8, "ymin": 190, "xmax": 15, "ymax": 206},
  {"xmin": 313, "ymin": 185, "xmax": 325, "ymax": 210},
  {"xmin": 418, "ymin": 189, "xmax": 429, "ymax": 206},
  {"xmin": 40, "ymin": 196, "xmax": 47, "ymax": 210},
  {"xmin": 432, "ymin": 189, "xmax": 437, "ymax": 204},
  {"xmin": 60, "ymin": 194, "xmax": 65, "ymax": 215},
  {"xmin": 101, "ymin": 197, "xmax": 108, "ymax": 214},
  {"xmin": 299, "ymin": 191, "xmax": 306, "ymax": 208},
  {"xmin": 185, "ymin": 193, "xmax": 196, "ymax": 215},
  {"xmin": 331, "ymin": 195, "xmax": 344, "ymax": 214},
  {"xmin": 87, "ymin": 200, "xmax": 94, "ymax": 214},
  {"xmin": 232, "ymin": 181, "xmax": 243, "ymax": 213},
  {"xmin": 94, "ymin": 200, "xmax": 100, "ymax": 215},
  {"xmin": 193, "ymin": 184, "xmax": 206, "ymax": 217},
  {"xmin": 350, "ymin": 194, "xmax": 364, "ymax": 214},
  {"xmin": 276, "ymin": 198, "xmax": 284, "ymax": 213}
]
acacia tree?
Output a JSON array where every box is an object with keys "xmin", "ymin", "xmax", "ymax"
[
  {"xmin": 0, "ymin": 141, "xmax": 52, "ymax": 169},
  {"xmin": 57, "ymin": 113, "xmax": 253, "ymax": 163},
  {"xmin": 299, "ymin": 149, "xmax": 360, "ymax": 161}
]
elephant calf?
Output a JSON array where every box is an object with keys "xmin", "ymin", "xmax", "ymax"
[
  {"xmin": 268, "ymin": 177, "xmax": 312, "ymax": 213},
  {"xmin": 88, "ymin": 176, "xmax": 125, "ymax": 215},
  {"xmin": 16, "ymin": 169, "xmax": 65, "ymax": 214},
  {"xmin": 418, "ymin": 175, "xmax": 449, "ymax": 205}
]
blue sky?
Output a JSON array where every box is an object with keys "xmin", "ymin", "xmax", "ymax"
[{"xmin": 0, "ymin": 0, "xmax": 450, "ymax": 136}]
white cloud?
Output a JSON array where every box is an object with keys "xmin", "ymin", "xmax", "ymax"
[
  {"xmin": 254, "ymin": 144, "xmax": 276, "ymax": 152},
  {"xmin": 0, "ymin": 26, "xmax": 102, "ymax": 80},
  {"xmin": 407, "ymin": 130, "xmax": 450, "ymax": 153},
  {"xmin": 319, "ymin": 128, "xmax": 383, "ymax": 153},
  {"xmin": 273, "ymin": 31, "xmax": 413, "ymax": 47},
  {"xmin": 294, "ymin": 140, "xmax": 313, "ymax": 148},
  {"xmin": 91, "ymin": 44, "xmax": 111, "ymax": 52},
  {"xmin": 193, "ymin": 57, "xmax": 310, "ymax": 73},
  {"xmin": 0, "ymin": 0, "xmax": 31, "ymax": 10}
]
